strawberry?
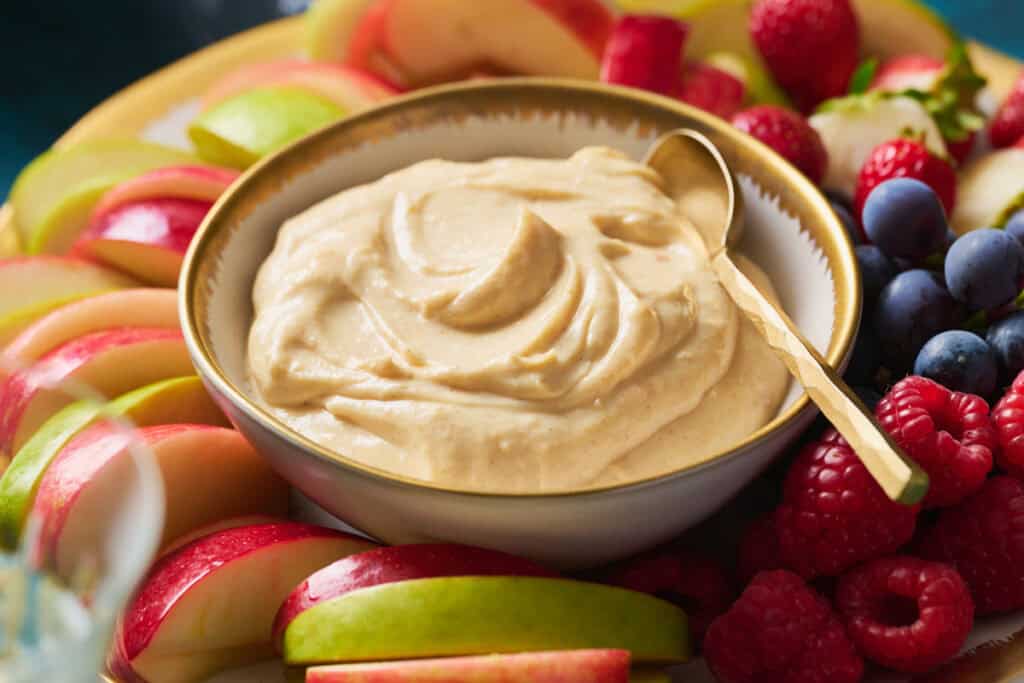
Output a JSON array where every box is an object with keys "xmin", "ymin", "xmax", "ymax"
[
  {"xmin": 677, "ymin": 62, "xmax": 746, "ymax": 120},
  {"xmin": 854, "ymin": 138, "xmax": 957, "ymax": 220},
  {"xmin": 750, "ymin": 0, "xmax": 860, "ymax": 112},
  {"xmin": 600, "ymin": 15, "xmax": 689, "ymax": 97},
  {"xmin": 1016, "ymin": 136, "xmax": 1024, "ymax": 149},
  {"xmin": 868, "ymin": 47, "xmax": 987, "ymax": 165},
  {"xmin": 991, "ymin": 71, "xmax": 1024, "ymax": 148},
  {"xmin": 732, "ymin": 105, "xmax": 828, "ymax": 183},
  {"xmin": 870, "ymin": 55, "xmax": 945, "ymax": 93}
]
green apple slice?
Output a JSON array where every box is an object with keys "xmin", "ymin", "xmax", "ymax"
[
  {"xmin": 282, "ymin": 576, "xmax": 689, "ymax": 666},
  {"xmin": 852, "ymin": 0, "xmax": 956, "ymax": 60},
  {"xmin": 188, "ymin": 86, "xmax": 346, "ymax": 169},
  {"xmin": 306, "ymin": 0, "xmax": 379, "ymax": 62},
  {"xmin": 705, "ymin": 51, "xmax": 790, "ymax": 107},
  {"xmin": 0, "ymin": 375, "xmax": 226, "ymax": 548},
  {"xmin": 10, "ymin": 139, "xmax": 196, "ymax": 254},
  {"xmin": 952, "ymin": 148, "xmax": 1024, "ymax": 235}
]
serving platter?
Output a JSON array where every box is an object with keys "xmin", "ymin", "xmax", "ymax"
[{"xmin": 5, "ymin": 7, "xmax": 1024, "ymax": 683}]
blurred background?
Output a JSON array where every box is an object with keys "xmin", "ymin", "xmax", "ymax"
[{"xmin": 1, "ymin": 0, "xmax": 1021, "ymax": 196}]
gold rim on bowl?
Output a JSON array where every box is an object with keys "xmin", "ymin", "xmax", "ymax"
[{"xmin": 180, "ymin": 77, "xmax": 861, "ymax": 499}]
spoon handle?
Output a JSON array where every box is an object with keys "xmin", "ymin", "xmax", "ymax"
[{"xmin": 711, "ymin": 250, "xmax": 928, "ymax": 505}]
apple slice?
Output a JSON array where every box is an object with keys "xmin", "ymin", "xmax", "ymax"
[
  {"xmin": 32, "ymin": 424, "xmax": 290, "ymax": 581},
  {"xmin": 273, "ymin": 544, "xmax": 556, "ymax": 647},
  {"xmin": 282, "ymin": 576, "xmax": 689, "ymax": 666},
  {"xmin": 2, "ymin": 288, "xmax": 178, "ymax": 372},
  {"xmin": 0, "ymin": 375, "xmax": 227, "ymax": 548},
  {"xmin": 188, "ymin": 86, "xmax": 346, "ymax": 169},
  {"xmin": 0, "ymin": 327, "xmax": 193, "ymax": 457},
  {"xmin": 73, "ymin": 198, "xmax": 213, "ymax": 287},
  {"xmin": 952, "ymin": 148, "xmax": 1024, "ymax": 234},
  {"xmin": 9, "ymin": 139, "xmax": 196, "ymax": 254},
  {"xmin": 202, "ymin": 60, "xmax": 399, "ymax": 113},
  {"xmin": 376, "ymin": 0, "xmax": 613, "ymax": 87},
  {"xmin": 305, "ymin": 650, "xmax": 631, "ymax": 682},
  {"xmin": 306, "ymin": 0, "xmax": 381, "ymax": 62},
  {"xmin": 0, "ymin": 257, "xmax": 135, "ymax": 347},
  {"xmin": 600, "ymin": 15, "xmax": 688, "ymax": 96},
  {"xmin": 160, "ymin": 514, "xmax": 283, "ymax": 557},
  {"xmin": 109, "ymin": 522, "xmax": 376, "ymax": 683},
  {"xmin": 91, "ymin": 165, "xmax": 239, "ymax": 218}
]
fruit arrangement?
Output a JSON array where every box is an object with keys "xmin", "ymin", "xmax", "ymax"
[{"xmin": 5, "ymin": 0, "xmax": 1024, "ymax": 681}]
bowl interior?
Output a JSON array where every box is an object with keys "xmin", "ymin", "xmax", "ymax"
[{"xmin": 183, "ymin": 79, "xmax": 858, "ymax": 493}]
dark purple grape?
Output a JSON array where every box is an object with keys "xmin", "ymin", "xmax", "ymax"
[
  {"xmin": 913, "ymin": 330, "xmax": 998, "ymax": 396},
  {"xmin": 862, "ymin": 178, "xmax": 948, "ymax": 260},
  {"xmin": 986, "ymin": 310, "xmax": 1024, "ymax": 383},
  {"xmin": 844, "ymin": 324, "xmax": 881, "ymax": 385},
  {"xmin": 1005, "ymin": 209, "xmax": 1024, "ymax": 246},
  {"xmin": 830, "ymin": 198, "xmax": 861, "ymax": 245},
  {"xmin": 944, "ymin": 228, "xmax": 1024, "ymax": 310},
  {"xmin": 874, "ymin": 269, "xmax": 962, "ymax": 370},
  {"xmin": 855, "ymin": 245, "xmax": 896, "ymax": 303}
]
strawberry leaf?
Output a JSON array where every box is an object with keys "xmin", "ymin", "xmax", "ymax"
[
  {"xmin": 848, "ymin": 58, "xmax": 879, "ymax": 95},
  {"xmin": 893, "ymin": 42, "xmax": 987, "ymax": 144}
]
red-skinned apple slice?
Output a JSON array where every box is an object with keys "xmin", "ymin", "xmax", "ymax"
[
  {"xmin": 159, "ymin": 514, "xmax": 283, "ymax": 557},
  {"xmin": 2, "ymin": 289, "xmax": 178, "ymax": 374},
  {"xmin": 201, "ymin": 60, "xmax": 400, "ymax": 112},
  {"xmin": 305, "ymin": 650, "xmax": 631, "ymax": 682},
  {"xmin": 0, "ymin": 328, "xmax": 193, "ymax": 457},
  {"xmin": 109, "ymin": 522, "xmax": 377, "ymax": 683},
  {"xmin": 32, "ymin": 424, "xmax": 290, "ymax": 580},
  {"xmin": 0, "ymin": 257, "xmax": 135, "ymax": 346},
  {"xmin": 346, "ymin": 0, "xmax": 614, "ymax": 87},
  {"xmin": 73, "ymin": 198, "xmax": 212, "ymax": 287},
  {"xmin": 600, "ymin": 15, "xmax": 688, "ymax": 96},
  {"xmin": 272, "ymin": 543, "xmax": 556, "ymax": 648},
  {"xmin": 91, "ymin": 165, "xmax": 239, "ymax": 218}
]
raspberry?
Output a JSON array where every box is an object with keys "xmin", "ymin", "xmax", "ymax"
[
  {"xmin": 704, "ymin": 570, "xmax": 863, "ymax": 683},
  {"xmin": 603, "ymin": 547, "xmax": 733, "ymax": 642},
  {"xmin": 917, "ymin": 476, "xmax": 1024, "ymax": 615},
  {"xmin": 876, "ymin": 376, "xmax": 996, "ymax": 507},
  {"xmin": 737, "ymin": 514, "xmax": 784, "ymax": 583},
  {"xmin": 774, "ymin": 428, "xmax": 919, "ymax": 578},
  {"xmin": 992, "ymin": 370, "xmax": 1024, "ymax": 479},
  {"xmin": 836, "ymin": 555, "xmax": 974, "ymax": 673}
]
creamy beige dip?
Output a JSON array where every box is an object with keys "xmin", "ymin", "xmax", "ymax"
[{"xmin": 248, "ymin": 147, "xmax": 789, "ymax": 492}]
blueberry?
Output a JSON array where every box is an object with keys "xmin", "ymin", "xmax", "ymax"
[
  {"xmin": 913, "ymin": 330, "xmax": 998, "ymax": 396},
  {"xmin": 1005, "ymin": 209, "xmax": 1024, "ymax": 246},
  {"xmin": 845, "ymin": 324, "xmax": 881, "ymax": 385},
  {"xmin": 855, "ymin": 245, "xmax": 896, "ymax": 303},
  {"xmin": 862, "ymin": 178, "xmax": 949, "ymax": 260},
  {"xmin": 986, "ymin": 310, "xmax": 1024, "ymax": 382},
  {"xmin": 830, "ymin": 199, "xmax": 861, "ymax": 245},
  {"xmin": 874, "ymin": 269, "xmax": 962, "ymax": 370},
  {"xmin": 945, "ymin": 228, "xmax": 1024, "ymax": 310}
]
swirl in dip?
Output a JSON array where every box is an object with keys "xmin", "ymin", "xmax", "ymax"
[{"xmin": 247, "ymin": 147, "xmax": 789, "ymax": 492}]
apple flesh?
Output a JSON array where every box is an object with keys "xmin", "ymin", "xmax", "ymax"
[
  {"xmin": 0, "ymin": 257, "xmax": 135, "ymax": 347},
  {"xmin": 9, "ymin": 139, "xmax": 196, "ymax": 254},
  {"xmin": 73, "ymin": 197, "xmax": 213, "ymax": 287},
  {"xmin": 2, "ymin": 288, "xmax": 178, "ymax": 373},
  {"xmin": 0, "ymin": 375, "xmax": 228, "ymax": 548},
  {"xmin": 273, "ymin": 543, "xmax": 556, "ymax": 646},
  {"xmin": 202, "ymin": 60, "xmax": 399, "ymax": 113},
  {"xmin": 0, "ymin": 327, "xmax": 193, "ymax": 457},
  {"xmin": 381, "ymin": 0, "xmax": 613, "ymax": 85},
  {"xmin": 305, "ymin": 650, "xmax": 631, "ymax": 682},
  {"xmin": 109, "ymin": 522, "xmax": 377, "ymax": 683},
  {"xmin": 600, "ymin": 15, "xmax": 688, "ymax": 96},
  {"xmin": 32, "ymin": 423, "xmax": 290, "ymax": 581},
  {"xmin": 91, "ymin": 164, "xmax": 239, "ymax": 218},
  {"xmin": 282, "ymin": 576, "xmax": 689, "ymax": 666},
  {"xmin": 188, "ymin": 86, "xmax": 346, "ymax": 168}
]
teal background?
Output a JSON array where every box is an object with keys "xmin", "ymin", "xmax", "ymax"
[{"xmin": 0, "ymin": 0, "xmax": 1021, "ymax": 198}]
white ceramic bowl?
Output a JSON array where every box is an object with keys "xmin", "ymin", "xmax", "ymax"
[{"xmin": 180, "ymin": 79, "xmax": 859, "ymax": 569}]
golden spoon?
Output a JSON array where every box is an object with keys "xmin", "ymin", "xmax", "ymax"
[{"xmin": 645, "ymin": 129, "xmax": 928, "ymax": 505}]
